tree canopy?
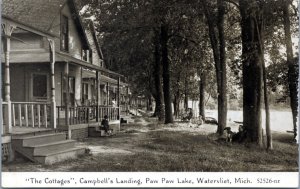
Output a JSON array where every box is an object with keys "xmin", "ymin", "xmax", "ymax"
[{"xmin": 78, "ymin": 0, "xmax": 299, "ymax": 146}]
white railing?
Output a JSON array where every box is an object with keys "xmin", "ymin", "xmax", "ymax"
[
  {"xmin": 56, "ymin": 105, "xmax": 120, "ymax": 127},
  {"xmin": 11, "ymin": 102, "xmax": 50, "ymax": 128},
  {"xmin": 98, "ymin": 105, "xmax": 119, "ymax": 121}
]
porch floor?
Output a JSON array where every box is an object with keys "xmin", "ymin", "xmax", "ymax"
[{"xmin": 11, "ymin": 127, "xmax": 52, "ymax": 135}]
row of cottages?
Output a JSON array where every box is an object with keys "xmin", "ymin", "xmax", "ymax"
[{"xmin": 1, "ymin": 0, "xmax": 130, "ymax": 164}]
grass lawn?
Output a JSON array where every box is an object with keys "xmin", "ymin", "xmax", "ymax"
[{"xmin": 2, "ymin": 117, "xmax": 298, "ymax": 172}]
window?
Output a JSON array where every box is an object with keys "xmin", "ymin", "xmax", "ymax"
[
  {"xmin": 61, "ymin": 15, "xmax": 69, "ymax": 51},
  {"xmin": 82, "ymin": 49, "xmax": 87, "ymax": 61},
  {"xmin": 32, "ymin": 74, "xmax": 48, "ymax": 99},
  {"xmin": 82, "ymin": 49, "xmax": 92, "ymax": 62},
  {"xmin": 89, "ymin": 50, "xmax": 93, "ymax": 63}
]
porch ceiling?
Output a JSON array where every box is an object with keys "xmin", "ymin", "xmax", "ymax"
[
  {"xmin": 1, "ymin": 50, "xmax": 50, "ymax": 63},
  {"xmin": 56, "ymin": 52, "xmax": 128, "ymax": 86},
  {"xmin": 82, "ymin": 69, "xmax": 128, "ymax": 87}
]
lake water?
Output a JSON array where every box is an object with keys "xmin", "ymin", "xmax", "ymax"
[
  {"xmin": 188, "ymin": 101, "xmax": 296, "ymax": 133},
  {"xmin": 205, "ymin": 109, "xmax": 294, "ymax": 133}
]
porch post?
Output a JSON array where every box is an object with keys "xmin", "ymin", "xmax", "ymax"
[
  {"xmin": 117, "ymin": 77, "xmax": 120, "ymax": 120},
  {"xmin": 106, "ymin": 82, "xmax": 109, "ymax": 116},
  {"xmin": 96, "ymin": 71, "xmax": 100, "ymax": 122},
  {"xmin": 64, "ymin": 62, "xmax": 70, "ymax": 127},
  {"xmin": 2, "ymin": 23, "xmax": 15, "ymax": 134},
  {"xmin": 48, "ymin": 39, "xmax": 56, "ymax": 129},
  {"xmin": 126, "ymin": 85, "xmax": 129, "ymax": 115}
]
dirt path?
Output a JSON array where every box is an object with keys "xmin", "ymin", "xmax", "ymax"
[{"xmin": 2, "ymin": 115, "xmax": 298, "ymax": 172}]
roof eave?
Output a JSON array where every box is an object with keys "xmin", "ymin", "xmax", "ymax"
[
  {"xmin": 2, "ymin": 16, "xmax": 57, "ymax": 39},
  {"xmin": 67, "ymin": 0, "xmax": 89, "ymax": 49}
]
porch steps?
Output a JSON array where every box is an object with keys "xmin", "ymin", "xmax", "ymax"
[
  {"xmin": 13, "ymin": 133, "xmax": 67, "ymax": 146},
  {"xmin": 34, "ymin": 147, "xmax": 86, "ymax": 165},
  {"xmin": 25, "ymin": 140, "xmax": 76, "ymax": 156},
  {"xmin": 12, "ymin": 131, "xmax": 86, "ymax": 165},
  {"xmin": 11, "ymin": 128, "xmax": 57, "ymax": 138}
]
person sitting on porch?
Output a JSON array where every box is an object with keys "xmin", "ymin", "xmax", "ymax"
[{"xmin": 101, "ymin": 115, "xmax": 110, "ymax": 135}]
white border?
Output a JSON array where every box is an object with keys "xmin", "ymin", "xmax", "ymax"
[{"xmin": 1, "ymin": 172, "xmax": 299, "ymax": 188}]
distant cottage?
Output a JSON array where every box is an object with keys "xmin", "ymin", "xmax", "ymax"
[{"xmin": 1, "ymin": 0, "xmax": 129, "ymax": 164}]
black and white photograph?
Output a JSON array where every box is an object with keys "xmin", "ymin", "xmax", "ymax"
[{"xmin": 0, "ymin": 0, "xmax": 299, "ymax": 188}]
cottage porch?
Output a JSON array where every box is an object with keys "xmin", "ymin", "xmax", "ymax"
[{"xmin": 1, "ymin": 18, "xmax": 130, "ymax": 163}]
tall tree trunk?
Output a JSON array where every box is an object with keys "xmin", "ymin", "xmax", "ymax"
[
  {"xmin": 216, "ymin": 0, "xmax": 227, "ymax": 135},
  {"xmin": 153, "ymin": 95, "xmax": 158, "ymax": 116},
  {"xmin": 202, "ymin": 0, "xmax": 227, "ymax": 135},
  {"xmin": 173, "ymin": 75, "xmax": 181, "ymax": 118},
  {"xmin": 239, "ymin": 0, "xmax": 263, "ymax": 147},
  {"xmin": 255, "ymin": 14, "xmax": 273, "ymax": 150},
  {"xmin": 262, "ymin": 56, "xmax": 272, "ymax": 149},
  {"xmin": 282, "ymin": 1, "xmax": 298, "ymax": 141},
  {"xmin": 153, "ymin": 29, "xmax": 164, "ymax": 121},
  {"xmin": 199, "ymin": 71, "xmax": 206, "ymax": 120},
  {"xmin": 173, "ymin": 95, "xmax": 179, "ymax": 118},
  {"xmin": 184, "ymin": 75, "xmax": 189, "ymax": 111},
  {"xmin": 161, "ymin": 23, "xmax": 173, "ymax": 124}
]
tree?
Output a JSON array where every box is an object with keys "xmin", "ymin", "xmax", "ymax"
[
  {"xmin": 255, "ymin": 10, "xmax": 272, "ymax": 149},
  {"xmin": 282, "ymin": 0, "xmax": 298, "ymax": 141},
  {"xmin": 161, "ymin": 22, "xmax": 174, "ymax": 123},
  {"xmin": 153, "ymin": 29, "xmax": 164, "ymax": 121},
  {"xmin": 239, "ymin": 0, "xmax": 264, "ymax": 146},
  {"xmin": 202, "ymin": 0, "xmax": 228, "ymax": 135}
]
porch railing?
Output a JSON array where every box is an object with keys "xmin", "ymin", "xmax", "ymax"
[
  {"xmin": 56, "ymin": 106, "xmax": 91, "ymax": 126},
  {"xmin": 11, "ymin": 102, "xmax": 51, "ymax": 128},
  {"xmin": 56, "ymin": 105, "xmax": 119, "ymax": 127},
  {"xmin": 98, "ymin": 106, "xmax": 119, "ymax": 121},
  {"xmin": 120, "ymin": 105, "xmax": 128, "ymax": 113}
]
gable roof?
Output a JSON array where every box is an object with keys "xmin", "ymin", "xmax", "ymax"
[
  {"xmin": 2, "ymin": 0, "xmax": 66, "ymax": 34},
  {"xmin": 2, "ymin": 0, "xmax": 89, "ymax": 49},
  {"xmin": 86, "ymin": 21, "xmax": 104, "ymax": 60}
]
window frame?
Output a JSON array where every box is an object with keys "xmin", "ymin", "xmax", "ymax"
[{"xmin": 31, "ymin": 73, "xmax": 49, "ymax": 101}]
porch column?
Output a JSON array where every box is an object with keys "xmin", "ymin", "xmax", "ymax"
[
  {"xmin": 48, "ymin": 39, "xmax": 56, "ymax": 129},
  {"xmin": 117, "ymin": 77, "xmax": 120, "ymax": 120},
  {"xmin": 74, "ymin": 66, "xmax": 81, "ymax": 105},
  {"xmin": 64, "ymin": 62, "xmax": 70, "ymax": 126},
  {"xmin": 126, "ymin": 86, "xmax": 129, "ymax": 115},
  {"xmin": 98, "ymin": 72, "xmax": 101, "ymax": 105},
  {"xmin": 96, "ymin": 71, "xmax": 100, "ymax": 122},
  {"xmin": 2, "ymin": 23, "xmax": 15, "ymax": 134},
  {"xmin": 106, "ymin": 82, "xmax": 109, "ymax": 116}
]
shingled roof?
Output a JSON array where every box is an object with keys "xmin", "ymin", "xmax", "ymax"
[
  {"xmin": 2, "ymin": 0, "xmax": 89, "ymax": 49},
  {"xmin": 2, "ymin": 0, "xmax": 66, "ymax": 34}
]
